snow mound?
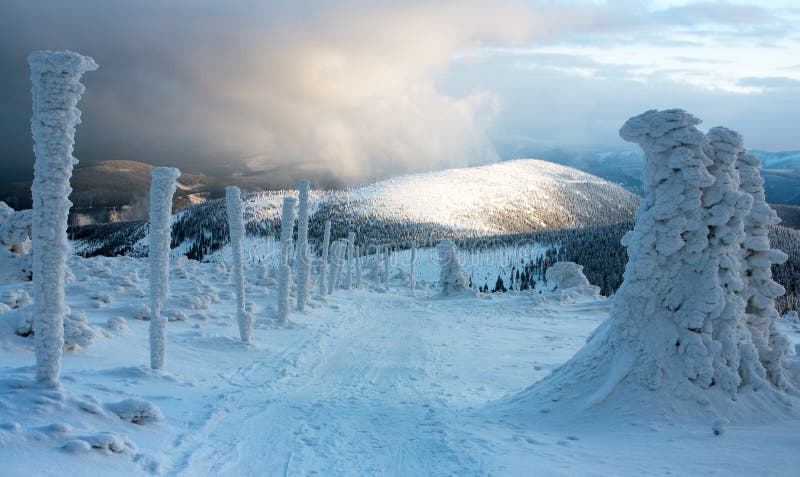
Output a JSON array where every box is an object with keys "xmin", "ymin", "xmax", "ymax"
[{"xmin": 545, "ymin": 262, "xmax": 590, "ymax": 290}]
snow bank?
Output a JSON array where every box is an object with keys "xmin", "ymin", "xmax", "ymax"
[{"xmin": 28, "ymin": 50, "xmax": 97, "ymax": 386}]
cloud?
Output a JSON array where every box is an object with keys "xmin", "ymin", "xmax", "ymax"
[{"xmin": 0, "ymin": 0, "xmax": 598, "ymax": 186}]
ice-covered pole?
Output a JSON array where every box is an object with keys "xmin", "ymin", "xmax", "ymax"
[
  {"xmin": 344, "ymin": 231, "xmax": 355, "ymax": 289},
  {"xmin": 318, "ymin": 219, "xmax": 331, "ymax": 296},
  {"xmin": 226, "ymin": 186, "xmax": 251, "ymax": 343},
  {"xmin": 383, "ymin": 247, "xmax": 391, "ymax": 289},
  {"xmin": 410, "ymin": 243, "xmax": 417, "ymax": 291},
  {"xmin": 327, "ymin": 240, "xmax": 346, "ymax": 294},
  {"xmin": 28, "ymin": 50, "xmax": 97, "ymax": 385},
  {"xmin": 295, "ymin": 180, "xmax": 311, "ymax": 311},
  {"xmin": 354, "ymin": 245, "xmax": 362, "ymax": 286},
  {"xmin": 277, "ymin": 196, "xmax": 297, "ymax": 322},
  {"xmin": 149, "ymin": 167, "xmax": 180, "ymax": 370}
]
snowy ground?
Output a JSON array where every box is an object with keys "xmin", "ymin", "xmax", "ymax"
[{"xmin": 1, "ymin": 255, "xmax": 799, "ymax": 476}]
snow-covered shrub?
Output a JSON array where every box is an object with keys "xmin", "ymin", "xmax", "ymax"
[
  {"xmin": 106, "ymin": 316, "xmax": 130, "ymax": 332},
  {"xmin": 73, "ymin": 432, "xmax": 135, "ymax": 455},
  {"xmin": 436, "ymin": 241, "xmax": 469, "ymax": 295},
  {"xmin": 63, "ymin": 311, "xmax": 97, "ymax": 350},
  {"xmin": 161, "ymin": 308, "xmax": 188, "ymax": 322},
  {"xmin": 226, "ymin": 186, "xmax": 251, "ymax": 342},
  {"xmin": 295, "ymin": 180, "xmax": 312, "ymax": 311},
  {"xmin": 277, "ymin": 196, "xmax": 297, "ymax": 322},
  {"xmin": 130, "ymin": 303, "xmax": 151, "ymax": 321},
  {"xmin": 106, "ymin": 398, "xmax": 164, "ymax": 425},
  {"xmin": 318, "ymin": 219, "xmax": 331, "ymax": 296},
  {"xmin": 148, "ymin": 167, "xmax": 180, "ymax": 370},
  {"xmin": 545, "ymin": 262, "xmax": 591, "ymax": 290},
  {"xmin": 28, "ymin": 50, "xmax": 97, "ymax": 386},
  {"xmin": 89, "ymin": 291, "xmax": 113, "ymax": 305},
  {"xmin": 2, "ymin": 290, "xmax": 31, "ymax": 309},
  {"xmin": 0, "ymin": 303, "xmax": 10, "ymax": 315},
  {"xmin": 0, "ymin": 209, "xmax": 32, "ymax": 255}
]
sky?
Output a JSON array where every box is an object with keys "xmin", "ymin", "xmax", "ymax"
[{"xmin": 0, "ymin": 0, "xmax": 798, "ymax": 186}]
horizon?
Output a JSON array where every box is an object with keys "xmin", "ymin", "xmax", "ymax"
[{"xmin": 1, "ymin": 1, "xmax": 799, "ymax": 187}]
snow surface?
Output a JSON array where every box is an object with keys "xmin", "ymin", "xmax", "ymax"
[{"xmin": 1, "ymin": 250, "xmax": 799, "ymax": 475}]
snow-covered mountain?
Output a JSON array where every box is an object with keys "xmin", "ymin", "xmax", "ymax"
[{"xmin": 71, "ymin": 159, "xmax": 639, "ymax": 258}]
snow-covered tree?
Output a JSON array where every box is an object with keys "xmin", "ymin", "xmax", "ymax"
[
  {"xmin": 149, "ymin": 167, "xmax": 180, "ymax": 370},
  {"xmin": 318, "ymin": 219, "xmax": 331, "ymax": 296},
  {"xmin": 226, "ymin": 186, "xmax": 251, "ymax": 343},
  {"xmin": 544, "ymin": 262, "xmax": 591, "ymax": 290},
  {"xmin": 28, "ymin": 51, "xmax": 97, "ymax": 385},
  {"xmin": 383, "ymin": 247, "xmax": 391, "ymax": 289},
  {"xmin": 436, "ymin": 240, "xmax": 469, "ymax": 295},
  {"xmin": 327, "ymin": 240, "xmax": 346, "ymax": 294},
  {"xmin": 344, "ymin": 232, "xmax": 355, "ymax": 289},
  {"xmin": 513, "ymin": 109, "xmax": 799, "ymax": 416},
  {"xmin": 295, "ymin": 180, "xmax": 311, "ymax": 311},
  {"xmin": 737, "ymin": 150, "xmax": 794, "ymax": 391},
  {"xmin": 277, "ymin": 196, "xmax": 297, "ymax": 322}
]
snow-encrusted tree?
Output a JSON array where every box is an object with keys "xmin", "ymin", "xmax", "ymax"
[
  {"xmin": 277, "ymin": 197, "xmax": 297, "ymax": 323},
  {"xmin": 226, "ymin": 186, "xmax": 251, "ymax": 343},
  {"xmin": 545, "ymin": 262, "xmax": 591, "ymax": 290},
  {"xmin": 327, "ymin": 240, "xmax": 346, "ymax": 294},
  {"xmin": 737, "ymin": 150, "xmax": 794, "ymax": 391},
  {"xmin": 344, "ymin": 232, "xmax": 355, "ymax": 289},
  {"xmin": 149, "ymin": 167, "xmax": 180, "ymax": 370},
  {"xmin": 295, "ymin": 180, "xmax": 311, "ymax": 311},
  {"xmin": 512, "ymin": 109, "xmax": 799, "ymax": 417},
  {"xmin": 28, "ymin": 50, "xmax": 97, "ymax": 385},
  {"xmin": 436, "ymin": 240, "xmax": 469, "ymax": 295},
  {"xmin": 318, "ymin": 219, "xmax": 331, "ymax": 296}
]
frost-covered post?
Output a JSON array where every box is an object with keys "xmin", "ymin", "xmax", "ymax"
[
  {"xmin": 318, "ymin": 219, "xmax": 331, "ymax": 296},
  {"xmin": 226, "ymin": 186, "xmax": 251, "ymax": 343},
  {"xmin": 354, "ymin": 245, "xmax": 362, "ymax": 286},
  {"xmin": 28, "ymin": 50, "xmax": 97, "ymax": 385},
  {"xmin": 149, "ymin": 167, "xmax": 180, "ymax": 370},
  {"xmin": 383, "ymin": 247, "xmax": 391, "ymax": 288},
  {"xmin": 737, "ymin": 151, "xmax": 793, "ymax": 390},
  {"xmin": 344, "ymin": 231, "xmax": 355, "ymax": 289},
  {"xmin": 410, "ymin": 243, "xmax": 417, "ymax": 291},
  {"xmin": 327, "ymin": 240, "xmax": 346, "ymax": 294},
  {"xmin": 277, "ymin": 197, "xmax": 297, "ymax": 322},
  {"xmin": 436, "ymin": 240, "xmax": 469, "ymax": 295},
  {"xmin": 295, "ymin": 180, "xmax": 311, "ymax": 311}
]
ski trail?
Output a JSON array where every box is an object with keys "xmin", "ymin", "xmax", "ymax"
[{"xmin": 168, "ymin": 291, "xmax": 482, "ymax": 476}]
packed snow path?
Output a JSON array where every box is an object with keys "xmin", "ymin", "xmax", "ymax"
[{"xmin": 1, "ymin": 256, "xmax": 799, "ymax": 475}]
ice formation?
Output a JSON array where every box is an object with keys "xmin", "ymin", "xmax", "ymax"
[
  {"xmin": 318, "ymin": 220, "xmax": 331, "ymax": 296},
  {"xmin": 28, "ymin": 50, "xmax": 97, "ymax": 385},
  {"xmin": 226, "ymin": 186, "xmax": 251, "ymax": 343},
  {"xmin": 148, "ymin": 167, "xmax": 180, "ymax": 370},
  {"xmin": 277, "ymin": 197, "xmax": 297, "ymax": 322},
  {"xmin": 344, "ymin": 232, "xmax": 355, "ymax": 290},
  {"xmin": 354, "ymin": 245, "xmax": 362, "ymax": 286},
  {"xmin": 545, "ymin": 262, "xmax": 591, "ymax": 291},
  {"xmin": 295, "ymin": 180, "xmax": 311, "ymax": 311},
  {"xmin": 436, "ymin": 240, "xmax": 469, "ymax": 295}
]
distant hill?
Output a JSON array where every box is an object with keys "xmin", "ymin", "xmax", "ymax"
[{"xmin": 71, "ymin": 159, "xmax": 639, "ymax": 259}]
